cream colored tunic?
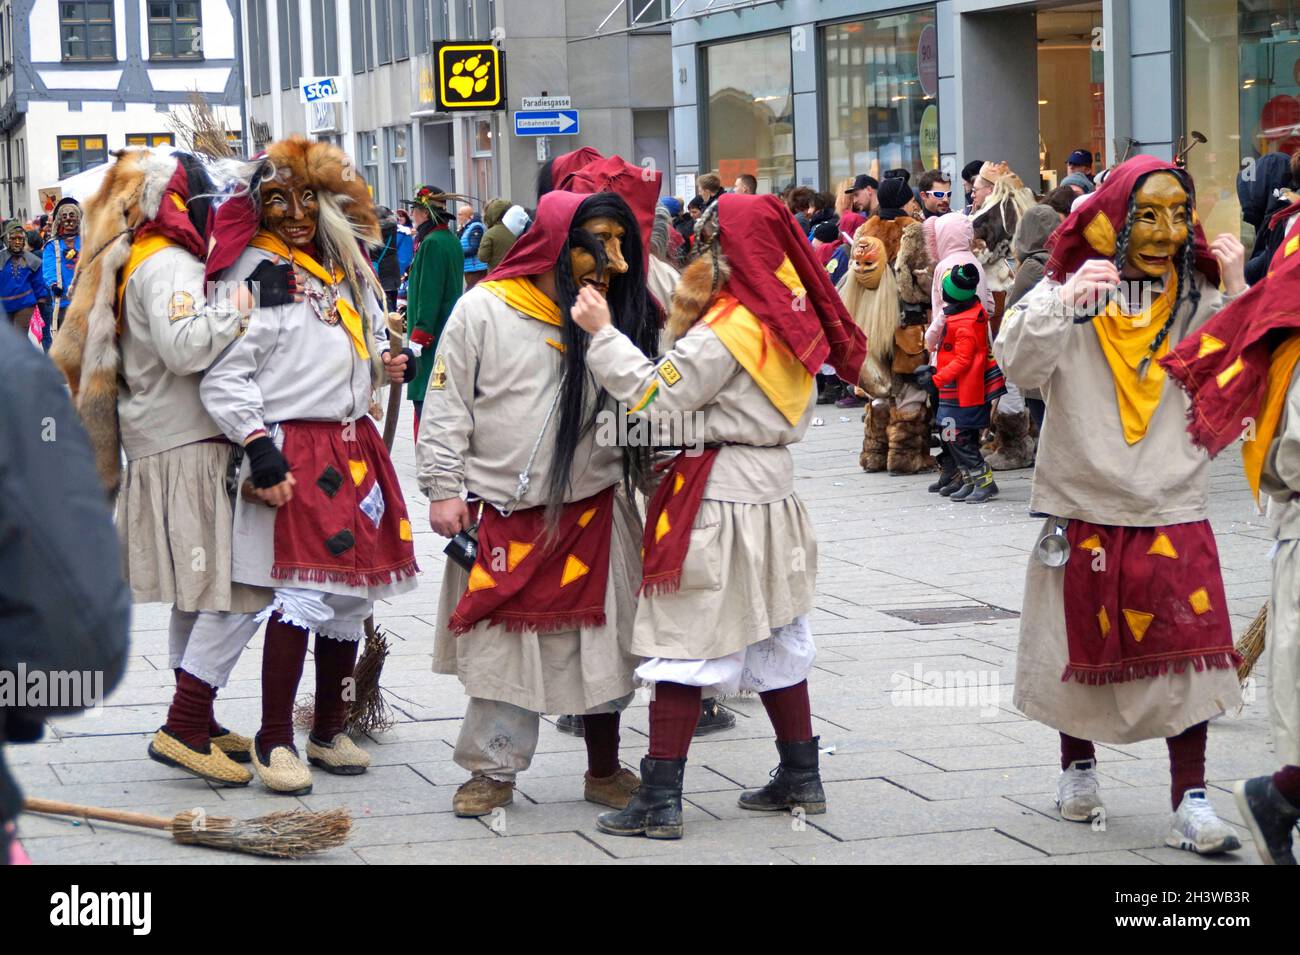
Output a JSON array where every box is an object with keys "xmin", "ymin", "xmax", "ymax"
[
  {"xmin": 584, "ymin": 319, "xmax": 819, "ymax": 661},
  {"xmin": 1261, "ymin": 363, "xmax": 1300, "ymax": 766},
  {"xmin": 416, "ymin": 287, "xmax": 640, "ymax": 714},
  {"xmin": 115, "ymin": 244, "xmax": 266, "ymax": 613},
  {"xmin": 995, "ymin": 273, "xmax": 1241, "ymax": 742}
]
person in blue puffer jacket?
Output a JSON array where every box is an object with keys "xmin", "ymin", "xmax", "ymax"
[
  {"xmin": 2, "ymin": 220, "xmax": 50, "ymax": 343},
  {"xmin": 458, "ymin": 204, "xmax": 488, "ymax": 290}
]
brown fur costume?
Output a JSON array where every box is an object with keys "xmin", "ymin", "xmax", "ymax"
[
  {"xmin": 667, "ymin": 253, "xmax": 727, "ymax": 341},
  {"xmin": 895, "ymin": 221, "xmax": 934, "ymax": 308},
  {"xmin": 50, "ymin": 149, "xmax": 187, "ymax": 493},
  {"xmin": 858, "ymin": 215, "xmax": 910, "ymax": 265}
]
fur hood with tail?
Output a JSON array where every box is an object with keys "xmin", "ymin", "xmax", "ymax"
[{"xmin": 50, "ymin": 148, "xmax": 190, "ymax": 494}]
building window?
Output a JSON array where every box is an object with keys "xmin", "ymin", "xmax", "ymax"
[
  {"xmin": 57, "ymin": 135, "xmax": 107, "ymax": 177},
  {"xmin": 278, "ymin": 0, "xmax": 302, "ymax": 90},
  {"xmin": 376, "ymin": 0, "xmax": 392, "ymax": 65},
  {"xmin": 703, "ymin": 33, "xmax": 794, "ymax": 193},
  {"xmin": 312, "ymin": 0, "xmax": 338, "ymax": 76},
  {"xmin": 393, "ymin": 0, "xmax": 409, "ymax": 61},
  {"xmin": 358, "ymin": 130, "xmax": 380, "ymax": 200},
  {"xmin": 247, "ymin": 0, "xmax": 271, "ymax": 95},
  {"xmin": 147, "ymin": 1, "xmax": 202, "ymax": 60},
  {"xmin": 628, "ymin": 0, "xmax": 667, "ymax": 27},
  {"xmin": 415, "ymin": 0, "xmax": 447, "ymax": 53},
  {"xmin": 126, "ymin": 132, "xmax": 176, "ymax": 148},
  {"xmin": 387, "ymin": 125, "xmax": 410, "ymax": 207},
  {"xmin": 433, "ymin": 1, "xmax": 450, "ymax": 42},
  {"xmin": 457, "ymin": 0, "xmax": 492, "ymax": 38},
  {"xmin": 350, "ymin": 0, "xmax": 366, "ymax": 74},
  {"xmin": 822, "ymin": 10, "xmax": 939, "ymax": 188},
  {"xmin": 60, "ymin": 2, "xmax": 116, "ymax": 62}
]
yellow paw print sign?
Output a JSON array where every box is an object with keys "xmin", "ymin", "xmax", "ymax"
[{"xmin": 436, "ymin": 43, "xmax": 505, "ymax": 111}]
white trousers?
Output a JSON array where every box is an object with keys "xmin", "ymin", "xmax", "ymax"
[
  {"xmin": 454, "ymin": 693, "xmax": 633, "ymax": 782},
  {"xmin": 256, "ymin": 587, "xmax": 373, "ymax": 642},
  {"xmin": 635, "ymin": 615, "xmax": 816, "ymax": 698},
  {"xmin": 997, "ymin": 379, "xmax": 1025, "ymax": 415},
  {"xmin": 168, "ymin": 607, "xmax": 261, "ymax": 689}
]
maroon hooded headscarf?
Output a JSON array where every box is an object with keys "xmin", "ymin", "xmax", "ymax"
[
  {"xmin": 549, "ymin": 147, "xmax": 604, "ymax": 191},
  {"xmin": 715, "ymin": 193, "xmax": 866, "ymax": 383},
  {"xmin": 1045, "ymin": 154, "xmax": 1220, "ymax": 286},
  {"xmin": 558, "ymin": 154, "xmax": 661, "ymax": 270},
  {"xmin": 488, "ymin": 190, "xmax": 586, "ymax": 282}
]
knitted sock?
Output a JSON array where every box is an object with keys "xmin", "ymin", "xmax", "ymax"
[
  {"xmin": 1060, "ymin": 732, "xmax": 1096, "ymax": 770},
  {"xmin": 759, "ymin": 680, "xmax": 814, "ymax": 743},
  {"xmin": 257, "ymin": 613, "xmax": 309, "ymax": 755},
  {"xmin": 1272, "ymin": 765, "xmax": 1300, "ymax": 808},
  {"xmin": 1167, "ymin": 721, "xmax": 1208, "ymax": 809},
  {"xmin": 648, "ymin": 682, "xmax": 702, "ymax": 760},
  {"xmin": 581, "ymin": 712, "xmax": 621, "ymax": 778},
  {"xmin": 311, "ymin": 634, "xmax": 360, "ymax": 742},
  {"xmin": 163, "ymin": 670, "xmax": 215, "ymax": 751}
]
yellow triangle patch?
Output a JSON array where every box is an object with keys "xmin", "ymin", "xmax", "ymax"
[
  {"xmin": 673, "ymin": 472, "xmax": 685, "ymax": 495},
  {"xmin": 1097, "ymin": 606, "xmax": 1111, "ymax": 638},
  {"xmin": 577, "ymin": 507, "xmax": 597, "ymax": 528},
  {"xmin": 1196, "ymin": 333, "xmax": 1225, "ymax": 359},
  {"xmin": 560, "ymin": 554, "xmax": 590, "ymax": 587},
  {"xmin": 349, "ymin": 459, "xmax": 368, "ymax": 486},
  {"xmin": 1189, "ymin": 587, "xmax": 1211, "ymax": 615},
  {"xmin": 507, "ymin": 540, "xmax": 533, "ymax": 572},
  {"xmin": 1078, "ymin": 534, "xmax": 1102, "ymax": 552},
  {"xmin": 655, "ymin": 510, "xmax": 671, "ymax": 543},
  {"xmin": 467, "ymin": 564, "xmax": 497, "ymax": 592},
  {"xmin": 1146, "ymin": 532, "xmax": 1178, "ymax": 559},
  {"xmin": 1288, "ymin": 234, "xmax": 1300, "ymax": 257},
  {"xmin": 1216, "ymin": 357, "xmax": 1245, "ymax": 389},
  {"xmin": 1123, "ymin": 609, "xmax": 1154, "ymax": 643}
]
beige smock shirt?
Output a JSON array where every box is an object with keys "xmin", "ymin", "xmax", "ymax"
[
  {"xmin": 584, "ymin": 318, "xmax": 819, "ymax": 660},
  {"xmin": 416, "ymin": 287, "xmax": 640, "ymax": 713},
  {"xmin": 117, "ymin": 245, "xmax": 243, "ymax": 459},
  {"xmin": 995, "ymin": 271, "xmax": 1241, "ymax": 742}
]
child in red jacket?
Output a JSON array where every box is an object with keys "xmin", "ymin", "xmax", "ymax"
[{"xmin": 917, "ymin": 263, "xmax": 1007, "ymax": 503}]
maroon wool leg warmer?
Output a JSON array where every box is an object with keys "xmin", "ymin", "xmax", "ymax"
[
  {"xmin": 759, "ymin": 680, "xmax": 814, "ymax": 743},
  {"xmin": 1060, "ymin": 733, "xmax": 1096, "ymax": 770},
  {"xmin": 311, "ymin": 634, "xmax": 360, "ymax": 742},
  {"xmin": 582, "ymin": 712, "xmax": 622, "ymax": 778},
  {"xmin": 164, "ymin": 670, "xmax": 215, "ymax": 750},
  {"xmin": 1273, "ymin": 765, "xmax": 1300, "ymax": 808},
  {"xmin": 648, "ymin": 682, "xmax": 702, "ymax": 760},
  {"xmin": 1167, "ymin": 721, "xmax": 1208, "ymax": 809},
  {"xmin": 257, "ymin": 613, "xmax": 309, "ymax": 753}
]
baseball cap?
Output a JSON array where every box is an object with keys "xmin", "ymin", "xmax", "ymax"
[{"xmin": 846, "ymin": 174, "xmax": 879, "ymax": 193}]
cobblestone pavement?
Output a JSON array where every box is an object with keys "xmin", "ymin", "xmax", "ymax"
[{"xmin": 11, "ymin": 411, "xmax": 1280, "ymax": 864}]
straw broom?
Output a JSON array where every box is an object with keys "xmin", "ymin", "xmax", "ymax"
[
  {"xmin": 23, "ymin": 798, "xmax": 350, "ymax": 859},
  {"xmin": 1236, "ymin": 603, "xmax": 1268, "ymax": 683}
]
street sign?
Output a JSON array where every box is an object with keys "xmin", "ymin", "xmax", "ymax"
[
  {"xmin": 435, "ymin": 43, "xmax": 506, "ymax": 111},
  {"xmin": 521, "ymin": 95, "xmax": 571, "ymax": 110},
  {"xmin": 514, "ymin": 109, "xmax": 579, "ymax": 137},
  {"xmin": 300, "ymin": 75, "xmax": 344, "ymax": 104}
]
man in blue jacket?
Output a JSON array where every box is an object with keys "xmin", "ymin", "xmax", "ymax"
[
  {"xmin": 2, "ymin": 219, "xmax": 49, "ymax": 342},
  {"xmin": 42, "ymin": 198, "xmax": 81, "ymax": 345}
]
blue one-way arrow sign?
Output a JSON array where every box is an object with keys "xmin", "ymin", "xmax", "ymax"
[{"xmin": 513, "ymin": 109, "xmax": 579, "ymax": 137}]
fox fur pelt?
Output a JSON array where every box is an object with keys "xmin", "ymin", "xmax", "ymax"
[{"xmin": 50, "ymin": 148, "xmax": 181, "ymax": 494}]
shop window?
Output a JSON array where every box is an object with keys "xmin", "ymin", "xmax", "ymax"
[
  {"xmin": 822, "ymin": 9, "xmax": 938, "ymax": 188},
  {"xmin": 125, "ymin": 133, "xmax": 176, "ymax": 148},
  {"xmin": 147, "ymin": 1, "xmax": 202, "ymax": 60},
  {"xmin": 57, "ymin": 135, "xmax": 107, "ymax": 178},
  {"xmin": 60, "ymin": 2, "xmax": 115, "ymax": 62},
  {"xmin": 388, "ymin": 125, "xmax": 410, "ymax": 207},
  {"xmin": 1185, "ymin": 0, "xmax": 1300, "ymax": 239},
  {"xmin": 703, "ymin": 33, "xmax": 794, "ymax": 194}
]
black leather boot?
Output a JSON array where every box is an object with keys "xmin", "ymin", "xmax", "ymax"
[
  {"xmin": 738, "ymin": 737, "xmax": 827, "ymax": 814},
  {"xmin": 595, "ymin": 757, "xmax": 686, "ymax": 839}
]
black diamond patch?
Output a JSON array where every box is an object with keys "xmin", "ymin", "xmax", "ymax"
[
  {"xmin": 325, "ymin": 529, "xmax": 355, "ymax": 556},
  {"xmin": 316, "ymin": 465, "xmax": 344, "ymax": 498}
]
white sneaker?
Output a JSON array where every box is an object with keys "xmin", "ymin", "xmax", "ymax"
[
  {"xmin": 1165, "ymin": 788, "xmax": 1242, "ymax": 855},
  {"xmin": 1057, "ymin": 759, "xmax": 1104, "ymax": 823}
]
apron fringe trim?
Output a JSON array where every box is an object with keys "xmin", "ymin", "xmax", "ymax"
[
  {"xmin": 450, "ymin": 608, "xmax": 607, "ymax": 636},
  {"xmin": 1060, "ymin": 650, "xmax": 1241, "ymax": 686},
  {"xmin": 270, "ymin": 559, "xmax": 420, "ymax": 588}
]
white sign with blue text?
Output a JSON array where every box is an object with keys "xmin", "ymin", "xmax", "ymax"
[
  {"xmin": 300, "ymin": 76, "xmax": 344, "ymax": 105},
  {"xmin": 513, "ymin": 109, "xmax": 580, "ymax": 137}
]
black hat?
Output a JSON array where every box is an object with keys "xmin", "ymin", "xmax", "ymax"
[
  {"xmin": 942, "ymin": 263, "xmax": 981, "ymax": 304},
  {"xmin": 876, "ymin": 176, "xmax": 914, "ymax": 219},
  {"xmin": 846, "ymin": 174, "xmax": 879, "ymax": 193},
  {"xmin": 961, "ymin": 160, "xmax": 984, "ymax": 184},
  {"xmin": 1067, "ymin": 149, "xmax": 1094, "ymax": 167},
  {"xmin": 812, "ymin": 220, "xmax": 840, "ymax": 243},
  {"xmin": 884, "ymin": 168, "xmax": 911, "ymax": 183}
]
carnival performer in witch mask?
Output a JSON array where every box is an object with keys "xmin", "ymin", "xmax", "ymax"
[
  {"xmin": 994, "ymin": 155, "xmax": 1249, "ymax": 855},
  {"xmin": 416, "ymin": 189, "xmax": 661, "ymax": 820},
  {"xmin": 199, "ymin": 137, "xmax": 420, "ymax": 796}
]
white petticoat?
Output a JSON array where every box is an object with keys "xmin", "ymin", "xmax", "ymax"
[
  {"xmin": 634, "ymin": 615, "xmax": 816, "ymax": 697},
  {"xmin": 256, "ymin": 587, "xmax": 372, "ymax": 642}
]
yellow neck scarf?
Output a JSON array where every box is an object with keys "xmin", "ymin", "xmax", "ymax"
[
  {"xmin": 250, "ymin": 231, "xmax": 369, "ymax": 359},
  {"xmin": 1092, "ymin": 274, "xmax": 1178, "ymax": 445},
  {"xmin": 1243, "ymin": 333, "xmax": 1300, "ymax": 503},
  {"xmin": 480, "ymin": 276, "xmax": 563, "ymax": 327},
  {"xmin": 705, "ymin": 296, "xmax": 814, "ymax": 427},
  {"xmin": 116, "ymin": 233, "xmax": 176, "ymax": 327}
]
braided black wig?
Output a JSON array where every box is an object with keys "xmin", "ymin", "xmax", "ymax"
[
  {"xmin": 1110, "ymin": 169, "xmax": 1201, "ymax": 379},
  {"xmin": 545, "ymin": 192, "xmax": 659, "ymax": 527}
]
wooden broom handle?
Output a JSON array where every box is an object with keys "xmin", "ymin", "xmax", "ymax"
[
  {"xmin": 23, "ymin": 797, "xmax": 172, "ymax": 830},
  {"xmin": 382, "ymin": 328, "xmax": 405, "ymax": 452}
]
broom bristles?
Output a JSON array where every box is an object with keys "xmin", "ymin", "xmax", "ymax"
[
  {"xmin": 170, "ymin": 808, "xmax": 351, "ymax": 859},
  {"xmin": 1236, "ymin": 604, "xmax": 1268, "ymax": 683},
  {"xmin": 293, "ymin": 629, "xmax": 395, "ymax": 735}
]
